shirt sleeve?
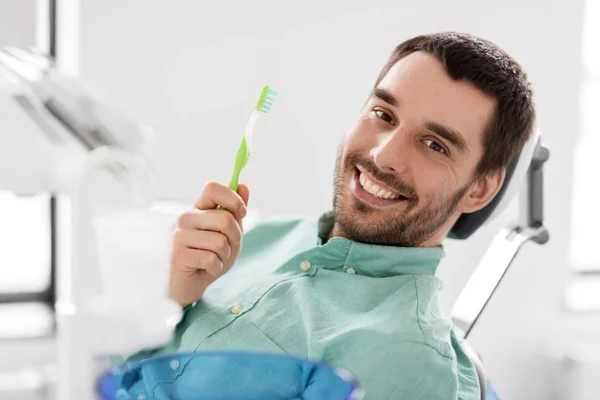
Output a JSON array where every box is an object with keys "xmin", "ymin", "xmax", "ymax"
[{"xmin": 338, "ymin": 341, "xmax": 464, "ymax": 400}]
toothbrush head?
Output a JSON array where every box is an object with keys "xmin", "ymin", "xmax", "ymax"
[{"xmin": 254, "ymin": 85, "xmax": 278, "ymax": 114}]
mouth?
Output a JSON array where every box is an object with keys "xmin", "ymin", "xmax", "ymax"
[{"xmin": 350, "ymin": 166, "xmax": 410, "ymax": 208}]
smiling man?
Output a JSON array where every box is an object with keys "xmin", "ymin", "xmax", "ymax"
[
  {"xmin": 132, "ymin": 32, "xmax": 535, "ymax": 399},
  {"xmin": 331, "ymin": 46, "xmax": 506, "ymax": 249}
]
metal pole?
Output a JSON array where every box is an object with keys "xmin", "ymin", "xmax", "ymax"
[{"xmin": 49, "ymin": 0, "xmax": 57, "ymax": 60}]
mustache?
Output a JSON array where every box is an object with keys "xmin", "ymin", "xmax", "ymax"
[{"xmin": 345, "ymin": 153, "xmax": 418, "ymax": 199}]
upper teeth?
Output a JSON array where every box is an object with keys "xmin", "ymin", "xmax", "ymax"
[{"xmin": 359, "ymin": 172, "xmax": 401, "ymax": 199}]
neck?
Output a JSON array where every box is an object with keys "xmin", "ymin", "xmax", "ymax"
[{"xmin": 327, "ymin": 224, "xmax": 343, "ymax": 243}]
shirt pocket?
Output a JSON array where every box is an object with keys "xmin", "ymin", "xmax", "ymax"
[{"xmin": 197, "ymin": 319, "xmax": 287, "ymax": 355}]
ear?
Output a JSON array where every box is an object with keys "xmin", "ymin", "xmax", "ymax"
[{"xmin": 459, "ymin": 168, "xmax": 506, "ymax": 214}]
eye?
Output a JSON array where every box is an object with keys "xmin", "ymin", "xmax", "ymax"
[
  {"xmin": 374, "ymin": 109, "xmax": 394, "ymax": 124},
  {"xmin": 423, "ymin": 139, "xmax": 447, "ymax": 154}
]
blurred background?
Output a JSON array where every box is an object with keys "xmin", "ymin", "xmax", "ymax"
[{"xmin": 0, "ymin": 0, "xmax": 598, "ymax": 399}]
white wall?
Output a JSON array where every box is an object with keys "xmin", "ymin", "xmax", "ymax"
[
  {"xmin": 0, "ymin": 0, "xmax": 35, "ymax": 47},
  {"xmin": 77, "ymin": 1, "xmax": 591, "ymax": 399}
]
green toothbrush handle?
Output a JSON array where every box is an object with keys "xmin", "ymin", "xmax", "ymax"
[{"xmin": 227, "ymin": 134, "xmax": 250, "ymax": 191}]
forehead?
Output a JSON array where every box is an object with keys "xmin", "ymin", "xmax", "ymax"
[{"xmin": 377, "ymin": 51, "xmax": 496, "ymax": 149}]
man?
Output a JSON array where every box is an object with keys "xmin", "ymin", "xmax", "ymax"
[{"xmin": 135, "ymin": 32, "xmax": 535, "ymax": 399}]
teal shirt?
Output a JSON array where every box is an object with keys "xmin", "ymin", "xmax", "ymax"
[{"xmin": 140, "ymin": 212, "xmax": 479, "ymax": 399}]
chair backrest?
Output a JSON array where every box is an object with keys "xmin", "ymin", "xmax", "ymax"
[
  {"xmin": 449, "ymin": 128, "xmax": 544, "ymax": 400},
  {"xmin": 449, "ymin": 128, "xmax": 541, "ymax": 239}
]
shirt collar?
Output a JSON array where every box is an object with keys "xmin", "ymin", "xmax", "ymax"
[{"xmin": 312, "ymin": 211, "xmax": 444, "ymax": 277}]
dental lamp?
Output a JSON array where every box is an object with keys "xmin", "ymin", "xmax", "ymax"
[{"xmin": 0, "ymin": 47, "xmax": 181, "ymax": 400}]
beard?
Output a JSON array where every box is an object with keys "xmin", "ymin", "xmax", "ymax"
[{"xmin": 332, "ymin": 143, "xmax": 471, "ymax": 247}]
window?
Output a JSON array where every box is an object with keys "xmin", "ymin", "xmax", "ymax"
[
  {"xmin": 0, "ymin": 192, "xmax": 52, "ymax": 294},
  {"xmin": 566, "ymin": 0, "xmax": 600, "ymax": 311},
  {"xmin": 0, "ymin": 192, "xmax": 54, "ymax": 338}
]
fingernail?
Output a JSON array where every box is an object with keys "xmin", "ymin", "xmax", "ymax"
[{"xmin": 239, "ymin": 206, "xmax": 247, "ymax": 218}]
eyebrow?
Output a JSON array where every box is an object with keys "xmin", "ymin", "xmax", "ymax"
[
  {"xmin": 372, "ymin": 88, "xmax": 399, "ymax": 107},
  {"xmin": 423, "ymin": 121, "xmax": 469, "ymax": 154}
]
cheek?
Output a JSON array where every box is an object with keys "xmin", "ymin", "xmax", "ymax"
[{"xmin": 412, "ymin": 163, "xmax": 455, "ymax": 199}]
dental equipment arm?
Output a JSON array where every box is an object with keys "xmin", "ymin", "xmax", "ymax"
[
  {"xmin": 0, "ymin": 47, "xmax": 151, "ymax": 194},
  {"xmin": 0, "ymin": 47, "xmax": 180, "ymax": 400}
]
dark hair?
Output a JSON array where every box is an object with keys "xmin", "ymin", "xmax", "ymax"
[{"xmin": 375, "ymin": 32, "xmax": 535, "ymax": 178}]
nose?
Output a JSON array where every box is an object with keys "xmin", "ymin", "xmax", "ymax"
[{"xmin": 369, "ymin": 129, "xmax": 411, "ymax": 174}]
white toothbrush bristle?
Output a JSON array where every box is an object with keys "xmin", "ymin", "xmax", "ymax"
[{"xmin": 256, "ymin": 86, "xmax": 278, "ymax": 114}]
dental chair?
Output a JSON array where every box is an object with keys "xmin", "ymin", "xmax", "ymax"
[{"xmin": 449, "ymin": 127, "xmax": 550, "ymax": 400}]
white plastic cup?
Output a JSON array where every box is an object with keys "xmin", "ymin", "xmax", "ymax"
[{"xmin": 92, "ymin": 210, "xmax": 176, "ymax": 311}]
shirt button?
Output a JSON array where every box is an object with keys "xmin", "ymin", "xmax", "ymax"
[
  {"xmin": 116, "ymin": 389, "xmax": 129, "ymax": 400},
  {"xmin": 346, "ymin": 268, "xmax": 356, "ymax": 275},
  {"xmin": 300, "ymin": 260, "xmax": 311, "ymax": 271},
  {"xmin": 231, "ymin": 304, "xmax": 242, "ymax": 314},
  {"xmin": 170, "ymin": 360, "xmax": 180, "ymax": 370}
]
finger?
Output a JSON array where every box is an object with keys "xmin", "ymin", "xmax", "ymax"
[
  {"xmin": 177, "ymin": 209, "xmax": 242, "ymax": 251},
  {"xmin": 195, "ymin": 181, "xmax": 247, "ymax": 219},
  {"xmin": 173, "ymin": 229, "xmax": 231, "ymax": 263},
  {"xmin": 237, "ymin": 183, "xmax": 250, "ymax": 207},
  {"xmin": 175, "ymin": 247, "xmax": 224, "ymax": 277}
]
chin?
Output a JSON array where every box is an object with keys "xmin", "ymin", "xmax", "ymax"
[{"xmin": 332, "ymin": 175, "xmax": 453, "ymax": 247}]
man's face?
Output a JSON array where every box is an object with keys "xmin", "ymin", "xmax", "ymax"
[{"xmin": 332, "ymin": 51, "xmax": 499, "ymax": 247}]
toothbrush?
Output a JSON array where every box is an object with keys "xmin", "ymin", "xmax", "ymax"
[{"xmin": 227, "ymin": 85, "xmax": 278, "ymax": 190}]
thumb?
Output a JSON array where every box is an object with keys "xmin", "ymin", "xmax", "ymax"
[{"xmin": 237, "ymin": 183, "xmax": 250, "ymax": 207}]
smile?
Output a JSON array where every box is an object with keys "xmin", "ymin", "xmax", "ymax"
[
  {"xmin": 350, "ymin": 167, "xmax": 409, "ymax": 208},
  {"xmin": 359, "ymin": 171, "xmax": 402, "ymax": 199}
]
